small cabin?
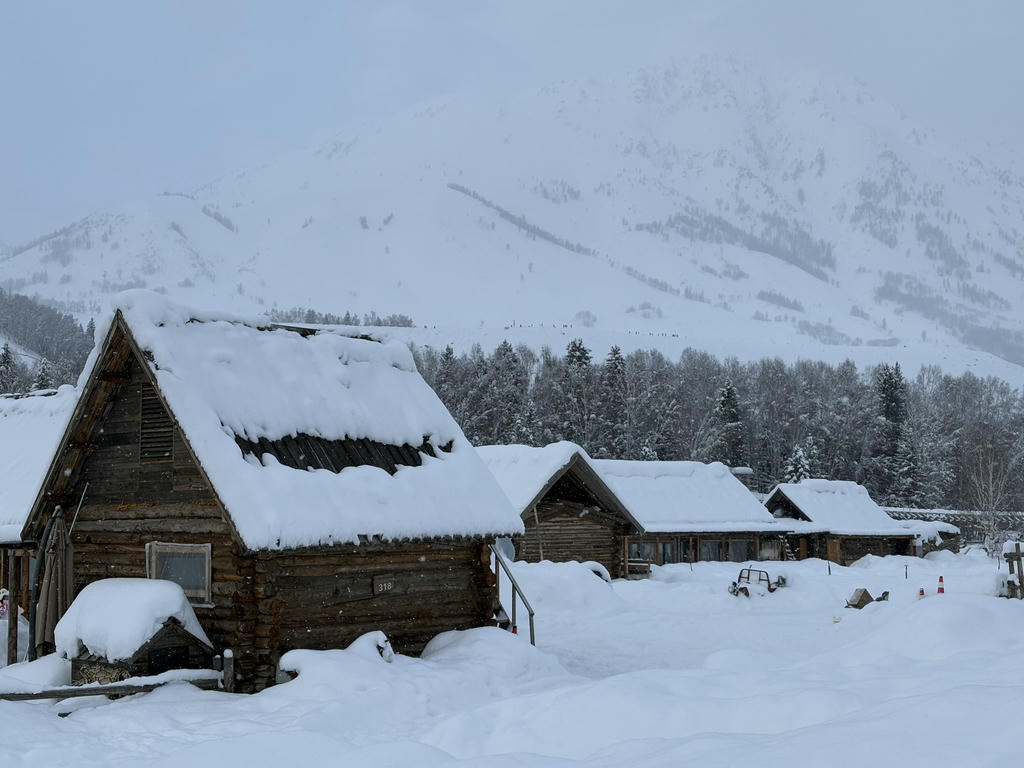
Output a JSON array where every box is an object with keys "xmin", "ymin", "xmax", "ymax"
[
  {"xmin": 56, "ymin": 579, "xmax": 214, "ymax": 685},
  {"xmin": 765, "ymin": 480, "xmax": 915, "ymax": 564},
  {"xmin": 593, "ymin": 460, "xmax": 790, "ymax": 564},
  {"xmin": 478, "ymin": 442, "xmax": 641, "ymax": 578},
  {"xmin": 21, "ymin": 293, "xmax": 522, "ymax": 691}
]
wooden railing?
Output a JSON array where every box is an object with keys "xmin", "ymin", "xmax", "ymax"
[{"xmin": 489, "ymin": 544, "xmax": 536, "ymax": 646}]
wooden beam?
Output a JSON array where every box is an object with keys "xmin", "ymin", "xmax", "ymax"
[
  {"xmin": 7, "ymin": 552, "xmax": 18, "ymax": 666},
  {"xmin": 0, "ymin": 676, "xmax": 221, "ymax": 702}
]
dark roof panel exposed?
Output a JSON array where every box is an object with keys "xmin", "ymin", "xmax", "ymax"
[{"xmin": 234, "ymin": 433, "xmax": 453, "ymax": 475}]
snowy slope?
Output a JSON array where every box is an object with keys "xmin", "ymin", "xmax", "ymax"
[{"xmin": 4, "ymin": 56, "xmax": 1024, "ymax": 377}]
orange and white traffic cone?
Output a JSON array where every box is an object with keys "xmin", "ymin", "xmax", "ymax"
[
  {"xmin": 918, "ymin": 587, "xmax": 925, "ymax": 599},
  {"xmin": 937, "ymin": 576, "xmax": 945, "ymax": 595}
]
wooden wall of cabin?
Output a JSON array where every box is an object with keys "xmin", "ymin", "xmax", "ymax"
[
  {"xmin": 249, "ymin": 538, "xmax": 496, "ymax": 692},
  {"xmin": 784, "ymin": 534, "xmax": 913, "ymax": 565},
  {"xmin": 49, "ymin": 357, "xmax": 254, "ymax": 677},
  {"xmin": 834, "ymin": 536, "xmax": 913, "ymax": 565},
  {"xmin": 786, "ymin": 534, "xmax": 827, "ymax": 561},
  {"xmin": 517, "ymin": 499, "xmax": 626, "ymax": 577}
]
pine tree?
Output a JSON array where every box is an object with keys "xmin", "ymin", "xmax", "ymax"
[
  {"xmin": 783, "ymin": 443, "xmax": 812, "ymax": 483},
  {"xmin": 863, "ymin": 362, "xmax": 909, "ymax": 502},
  {"xmin": 558, "ymin": 339, "xmax": 597, "ymax": 450},
  {"xmin": 479, "ymin": 340, "xmax": 529, "ymax": 444},
  {"xmin": 32, "ymin": 358, "xmax": 54, "ymax": 391},
  {"xmin": 432, "ymin": 345, "xmax": 465, "ymax": 428},
  {"xmin": 594, "ymin": 346, "xmax": 629, "ymax": 458},
  {"xmin": 0, "ymin": 343, "xmax": 18, "ymax": 393},
  {"xmin": 708, "ymin": 379, "xmax": 746, "ymax": 466}
]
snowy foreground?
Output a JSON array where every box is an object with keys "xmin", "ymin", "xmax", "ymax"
[{"xmin": 1, "ymin": 550, "xmax": 1019, "ymax": 767}]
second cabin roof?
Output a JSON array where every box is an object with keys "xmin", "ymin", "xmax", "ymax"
[{"xmin": 593, "ymin": 459, "xmax": 785, "ymax": 533}]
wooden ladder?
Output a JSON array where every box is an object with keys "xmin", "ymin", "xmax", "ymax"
[{"xmin": 782, "ymin": 538, "xmax": 798, "ymax": 561}]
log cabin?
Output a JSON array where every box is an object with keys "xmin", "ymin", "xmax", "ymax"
[
  {"xmin": 592, "ymin": 459, "xmax": 791, "ymax": 565},
  {"xmin": 477, "ymin": 442, "xmax": 641, "ymax": 578},
  {"xmin": 764, "ymin": 480, "xmax": 920, "ymax": 564},
  {"xmin": 20, "ymin": 293, "xmax": 523, "ymax": 691}
]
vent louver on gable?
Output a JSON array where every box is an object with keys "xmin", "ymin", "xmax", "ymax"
[{"xmin": 140, "ymin": 392, "xmax": 174, "ymax": 463}]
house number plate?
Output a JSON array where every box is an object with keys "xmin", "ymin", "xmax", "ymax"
[{"xmin": 373, "ymin": 574, "xmax": 396, "ymax": 595}]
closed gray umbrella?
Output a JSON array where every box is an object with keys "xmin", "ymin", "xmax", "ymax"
[{"xmin": 35, "ymin": 515, "xmax": 73, "ymax": 656}]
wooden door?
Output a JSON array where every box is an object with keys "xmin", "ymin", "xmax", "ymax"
[
  {"xmin": 826, "ymin": 538, "xmax": 842, "ymax": 564},
  {"xmin": 798, "ymin": 538, "xmax": 807, "ymax": 560}
]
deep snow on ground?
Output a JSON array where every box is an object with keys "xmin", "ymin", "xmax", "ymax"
[{"xmin": 1, "ymin": 550, "xmax": 1020, "ymax": 766}]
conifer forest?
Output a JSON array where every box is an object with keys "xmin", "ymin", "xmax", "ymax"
[{"xmin": 416, "ymin": 339, "xmax": 1024, "ymax": 514}]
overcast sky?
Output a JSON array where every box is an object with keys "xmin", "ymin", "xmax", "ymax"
[{"xmin": 2, "ymin": 0, "xmax": 1021, "ymax": 244}]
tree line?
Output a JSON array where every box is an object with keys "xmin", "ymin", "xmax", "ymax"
[
  {"xmin": 415, "ymin": 339, "xmax": 1024, "ymax": 514},
  {"xmin": 0, "ymin": 290, "xmax": 93, "ymax": 392}
]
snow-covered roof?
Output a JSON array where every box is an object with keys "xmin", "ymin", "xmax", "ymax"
[
  {"xmin": 54, "ymin": 578, "xmax": 211, "ymax": 662},
  {"xmin": 766, "ymin": 479, "xmax": 910, "ymax": 537},
  {"xmin": 0, "ymin": 388, "xmax": 78, "ymax": 544},
  {"xmin": 477, "ymin": 441, "xmax": 592, "ymax": 514},
  {"xmin": 897, "ymin": 519, "xmax": 959, "ymax": 542},
  {"xmin": 477, "ymin": 442, "xmax": 641, "ymax": 529},
  {"xmin": 592, "ymin": 459, "xmax": 784, "ymax": 533},
  {"xmin": 65, "ymin": 291, "xmax": 522, "ymax": 550}
]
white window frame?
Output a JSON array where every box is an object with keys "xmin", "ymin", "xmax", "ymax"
[{"xmin": 145, "ymin": 541, "xmax": 212, "ymax": 605}]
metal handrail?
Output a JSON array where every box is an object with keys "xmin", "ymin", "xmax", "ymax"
[{"xmin": 489, "ymin": 544, "xmax": 536, "ymax": 646}]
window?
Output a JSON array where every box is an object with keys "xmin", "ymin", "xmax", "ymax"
[
  {"xmin": 658, "ymin": 540, "xmax": 676, "ymax": 565},
  {"xmin": 146, "ymin": 542, "xmax": 211, "ymax": 604},
  {"xmin": 727, "ymin": 538, "xmax": 753, "ymax": 562},
  {"xmin": 700, "ymin": 539, "xmax": 723, "ymax": 561},
  {"xmin": 628, "ymin": 541, "xmax": 654, "ymax": 562},
  {"xmin": 759, "ymin": 540, "xmax": 783, "ymax": 561}
]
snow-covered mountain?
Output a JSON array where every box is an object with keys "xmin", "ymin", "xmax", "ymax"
[{"xmin": 3, "ymin": 56, "xmax": 1023, "ymax": 377}]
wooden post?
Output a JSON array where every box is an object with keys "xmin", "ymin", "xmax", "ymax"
[
  {"xmin": 7, "ymin": 552, "xmax": 18, "ymax": 666},
  {"xmin": 222, "ymin": 649, "xmax": 235, "ymax": 693},
  {"xmin": 20, "ymin": 554, "xmax": 29, "ymax": 615},
  {"xmin": 1011, "ymin": 540, "xmax": 1019, "ymax": 602},
  {"xmin": 533, "ymin": 506, "xmax": 544, "ymax": 561}
]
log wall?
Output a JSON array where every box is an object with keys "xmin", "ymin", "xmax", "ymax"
[
  {"xmin": 517, "ymin": 499, "xmax": 626, "ymax": 577},
  {"xmin": 251, "ymin": 539, "xmax": 496, "ymax": 691}
]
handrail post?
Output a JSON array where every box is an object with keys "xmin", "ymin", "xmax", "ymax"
[
  {"xmin": 488, "ymin": 544, "xmax": 536, "ymax": 646},
  {"xmin": 511, "ymin": 588, "xmax": 518, "ymax": 633}
]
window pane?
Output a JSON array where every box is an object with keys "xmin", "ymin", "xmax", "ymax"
[
  {"xmin": 659, "ymin": 541, "xmax": 675, "ymax": 564},
  {"xmin": 700, "ymin": 539, "xmax": 722, "ymax": 561},
  {"xmin": 728, "ymin": 538, "xmax": 752, "ymax": 562},
  {"xmin": 156, "ymin": 551, "xmax": 207, "ymax": 593},
  {"xmin": 629, "ymin": 542, "xmax": 653, "ymax": 561},
  {"xmin": 759, "ymin": 540, "xmax": 782, "ymax": 560}
]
